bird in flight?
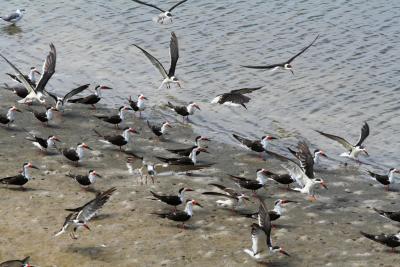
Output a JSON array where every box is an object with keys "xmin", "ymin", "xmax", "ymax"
[{"xmin": 131, "ymin": 0, "xmax": 188, "ymax": 24}]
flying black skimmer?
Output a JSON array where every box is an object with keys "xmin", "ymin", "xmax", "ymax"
[
  {"xmin": 232, "ymin": 134, "xmax": 277, "ymax": 158},
  {"xmin": 202, "ymin": 183, "xmax": 250, "ymax": 210},
  {"xmin": 166, "ymin": 136, "xmax": 210, "ymax": 156},
  {"xmin": 360, "ymin": 231, "xmax": 400, "ymax": 252},
  {"xmin": 0, "ymin": 256, "xmax": 31, "ymax": 267},
  {"xmin": 0, "ymin": 9, "xmax": 25, "ymax": 24},
  {"xmin": 29, "ymin": 106, "xmax": 58, "ymax": 125},
  {"xmin": 25, "ymin": 130, "xmax": 60, "ymax": 152},
  {"xmin": 68, "ymin": 85, "xmax": 112, "ymax": 109},
  {"xmin": 367, "ymin": 168, "xmax": 400, "ymax": 191},
  {"xmin": 61, "ymin": 143, "xmax": 92, "ymax": 166},
  {"xmin": 66, "ymin": 170, "xmax": 101, "ymax": 188},
  {"xmin": 244, "ymin": 198, "xmax": 290, "ymax": 259},
  {"xmin": 0, "ymin": 162, "xmax": 39, "ymax": 188},
  {"xmin": 134, "ymin": 32, "xmax": 181, "ymax": 89},
  {"xmin": 147, "ymin": 120, "xmax": 172, "ymax": 139},
  {"xmin": 55, "ymin": 187, "xmax": 116, "ymax": 239},
  {"xmin": 211, "ymin": 87, "xmax": 262, "ymax": 109},
  {"xmin": 45, "ymin": 83, "xmax": 90, "ymax": 112},
  {"xmin": 6, "ymin": 66, "xmax": 40, "ymax": 86},
  {"xmin": 287, "ymin": 141, "xmax": 327, "ymax": 175},
  {"xmin": 288, "ymin": 143, "xmax": 327, "ymax": 167},
  {"xmin": 264, "ymin": 170, "xmax": 295, "ymax": 189},
  {"xmin": 94, "ymin": 127, "xmax": 139, "ymax": 151},
  {"xmin": 152, "ymin": 199, "xmax": 202, "ymax": 229},
  {"xmin": 131, "ymin": 0, "xmax": 188, "ymax": 24},
  {"xmin": 94, "ymin": 106, "xmax": 132, "ymax": 129},
  {"xmin": 373, "ymin": 207, "xmax": 400, "ymax": 223},
  {"xmin": 166, "ymin": 102, "xmax": 200, "ymax": 122},
  {"xmin": 0, "ymin": 43, "xmax": 56, "ymax": 104},
  {"xmin": 156, "ymin": 147, "xmax": 208, "ymax": 165},
  {"xmin": 0, "ymin": 106, "xmax": 21, "ymax": 127},
  {"xmin": 316, "ymin": 122, "xmax": 370, "ymax": 161},
  {"xmin": 150, "ymin": 187, "xmax": 194, "ymax": 211},
  {"xmin": 228, "ymin": 169, "xmax": 269, "ymax": 195},
  {"xmin": 128, "ymin": 94, "xmax": 148, "ymax": 117},
  {"xmin": 240, "ymin": 199, "xmax": 296, "ymax": 225},
  {"xmin": 241, "ymin": 35, "xmax": 319, "ymax": 75}
]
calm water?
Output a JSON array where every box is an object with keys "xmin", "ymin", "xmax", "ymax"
[{"xmin": 1, "ymin": 0, "xmax": 400, "ymax": 167}]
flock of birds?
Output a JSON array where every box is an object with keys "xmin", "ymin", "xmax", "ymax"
[{"xmin": 0, "ymin": 1, "xmax": 399, "ymax": 266}]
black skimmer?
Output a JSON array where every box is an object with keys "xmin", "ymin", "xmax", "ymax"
[
  {"xmin": 367, "ymin": 168, "xmax": 399, "ymax": 191},
  {"xmin": 0, "ymin": 9, "xmax": 25, "ymax": 24},
  {"xmin": 166, "ymin": 102, "xmax": 200, "ymax": 122},
  {"xmin": 288, "ymin": 144, "xmax": 327, "ymax": 167},
  {"xmin": 232, "ymin": 134, "xmax": 277, "ymax": 157},
  {"xmin": 0, "ymin": 162, "xmax": 39, "ymax": 188},
  {"xmin": 68, "ymin": 85, "xmax": 112, "ymax": 109},
  {"xmin": 152, "ymin": 199, "xmax": 202, "ymax": 229},
  {"xmin": 202, "ymin": 183, "xmax": 250, "ymax": 210},
  {"xmin": 287, "ymin": 141, "xmax": 326, "ymax": 177},
  {"xmin": 150, "ymin": 187, "xmax": 194, "ymax": 211},
  {"xmin": 0, "ymin": 106, "xmax": 21, "ymax": 127},
  {"xmin": 94, "ymin": 106, "xmax": 132, "ymax": 129},
  {"xmin": 360, "ymin": 231, "xmax": 400, "ymax": 252},
  {"xmin": 134, "ymin": 32, "xmax": 182, "ymax": 89},
  {"xmin": 128, "ymin": 94, "xmax": 148, "ymax": 117},
  {"xmin": 244, "ymin": 198, "xmax": 289, "ymax": 259},
  {"xmin": 0, "ymin": 256, "xmax": 31, "ymax": 267},
  {"xmin": 93, "ymin": 127, "xmax": 139, "ymax": 151},
  {"xmin": 25, "ymin": 131, "xmax": 61, "ymax": 152},
  {"xmin": 373, "ymin": 207, "xmax": 400, "ymax": 223},
  {"xmin": 0, "ymin": 43, "xmax": 56, "ymax": 104},
  {"xmin": 126, "ymin": 157, "xmax": 167, "ymax": 184},
  {"xmin": 55, "ymin": 187, "xmax": 116, "ymax": 239},
  {"xmin": 211, "ymin": 87, "xmax": 262, "ymax": 109},
  {"xmin": 45, "ymin": 83, "xmax": 90, "ymax": 112},
  {"xmin": 241, "ymin": 35, "xmax": 319, "ymax": 75},
  {"xmin": 66, "ymin": 170, "xmax": 101, "ymax": 187},
  {"xmin": 316, "ymin": 122, "xmax": 370, "ymax": 161},
  {"xmin": 264, "ymin": 170, "xmax": 295, "ymax": 189},
  {"xmin": 131, "ymin": 0, "xmax": 188, "ymax": 24},
  {"xmin": 240, "ymin": 199, "xmax": 296, "ymax": 224},
  {"xmin": 155, "ymin": 147, "xmax": 208, "ymax": 165},
  {"xmin": 147, "ymin": 120, "xmax": 172, "ymax": 138},
  {"xmin": 29, "ymin": 106, "xmax": 58, "ymax": 125},
  {"xmin": 166, "ymin": 136, "xmax": 210, "ymax": 156},
  {"xmin": 6, "ymin": 66, "xmax": 40, "ymax": 86},
  {"xmin": 61, "ymin": 143, "xmax": 92, "ymax": 166},
  {"xmin": 2, "ymin": 83, "xmax": 29, "ymax": 99},
  {"xmin": 228, "ymin": 169, "xmax": 269, "ymax": 195}
]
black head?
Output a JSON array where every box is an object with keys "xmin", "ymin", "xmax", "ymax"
[
  {"xmin": 179, "ymin": 187, "xmax": 185, "ymax": 193},
  {"xmin": 166, "ymin": 12, "xmax": 172, "ymax": 17}
]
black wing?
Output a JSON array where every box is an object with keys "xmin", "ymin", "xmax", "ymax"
[
  {"xmin": 45, "ymin": 90, "xmax": 59, "ymax": 103},
  {"xmin": 169, "ymin": 0, "xmax": 188, "ymax": 11},
  {"xmin": 315, "ymin": 130, "xmax": 353, "ymax": 151},
  {"xmin": 229, "ymin": 86, "xmax": 263, "ymax": 94},
  {"xmin": 1, "ymin": 12, "xmax": 20, "ymax": 22},
  {"xmin": 76, "ymin": 187, "xmax": 116, "ymax": 222},
  {"xmin": 202, "ymin": 192, "xmax": 236, "ymax": 199},
  {"xmin": 241, "ymin": 63, "xmax": 282, "ymax": 69},
  {"xmin": 62, "ymin": 84, "xmax": 91, "ymax": 102},
  {"xmin": 131, "ymin": 0, "xmax": 165, "ymax": 12},
  {"xmin": 168, "ymin": 32, "xmax": 179, "ymax": 77},
  {"xmin": 219, "ymin": 93, "xmax": 251, "ymax": 106},
  {"xmin": 258, "ymin": 198, "xmax": 272, "ymax": 248},
  {"xmin": 35, "ymin": 43, "xmax": 56, "ymax": 93},
  {"xmin": 133, "ymin": 44, "xmax": 168, "ymax": 78},
  {"xmin": 354, "ymin": 122, "xmax": 370, "ymax": 147},
  {"xmin": 289, "ymin": 141, "xmax": 314, "ymax": 178},
  {"xmin": 286, "ymin": 35, "xmax": 319, "ymax": 64}
]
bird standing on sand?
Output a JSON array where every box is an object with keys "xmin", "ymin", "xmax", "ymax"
[
  {"xmin": 367, "ymin": 168, "xmax": 400, "ymax": 191},
  {"xmin": 128, "ymin": 94, "xmax": 148, "ymax": 117},
  {"xmin": 228, "ymin": 169, "xmax": 270, "ymax": 195},
  {"xmin": 166, "ymin": 136, "xmax": 210, "ymax": 156},
  {"xmin": 167, "ymin": 102, "xmax": 200, "ymax": 122},
  {"xmin": 0, "ymin": 256, "xmax": 31, "ymax": 267},
  {"xmin": 232, "ymin": 134, "xmax": 277, "ymax": 158},
  {"xmin": 68, "ymin": 85, "xmax": 112, "ymax": 109},
  {"xmin": 0, "ymin": 106, "xmax": 21, "ymax": 127},
  {"xmin": 6, "ymin": 66, "xmax": 40, "ymax": 86},
  {"xmin": 373, "ymin": 207, "xmax": 400, "ymax": 223},
  {"xmin": 45, "ymin": 83, "xmax": 90, "ymax": 112},
  {"xmin": 62, "ymin": 143, "xmax": 92, "ymax": 166},
  {"xmin": 30, "ymin": 106, "xmax": 58, "ymax": 125},
  {"xmin": 66, "ymin": 170, "xmax": 101, "ymax": 188},
  {"xmin": 0, "ymin": 162, "xmax": 39, "ymax": 188},
  {"xmin": 94, "ymin": 127, "xmax": 139, "ymax": 151},
  {"xmin": 25, "ymin": 131, "xmax": 60, "ymax": 153},
  {"xmin": 147, "ymin": 120, "xmax": 172, "ymax": 139},
  {"xmin": 150, "ymin": 187, "xmax": 194, "ymax": 211},
  {"xmin": 360, "ymin": 231, "xmax": 400, "ymax": 252},
  {"xmin": 95, "ymin": 106, "xmax": 132, "ymax": 129}
]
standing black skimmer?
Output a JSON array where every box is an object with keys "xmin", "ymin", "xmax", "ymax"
[
  {"xmin": 150, "ymin": 187, "xmax": 194, "ymax": 211},
  {"xmin": 0, "ymin": 106, "xmax": 21, "ymax": 127},
  {"xmin": 0, "ymin": 9, "xmax": 25, "ymax": 24},
  {"xmin": 6, "ymin": 66, "xmax": 40, "ymax": 86},
  {"xmin": 55, "ymin": 187, "xmax": 116, "ymax": 239},
  {"xmin": 360, "ymin": 231, "xmax": 400, "ymax": 252},
  {"xmin": 166, "ymin": 102, "xmax": 200, "ymax": 122},
  {"xmin": 373, "ymin": 207, "xmax": 400, "ymax": 223},
  {"xmin": 316, "ymin": 122, "xmax": 370, "ymax": 161},
  {"xmin": 61, "ymin": 143, "xmax": 92, "ymax": 166},
  {"xmin": 152, "ymin": 199, "xmax": 202, "ymax": 229},
  {"xmin": 29, "ymin": 106, "xmax": 58, "ymax": 125},
  {"xmin": 0, "ymin": 162, "xmax": 39, "ymax": 188},
  {"xmin": 228, "ymin": 169, "xmax": 269, "ymax": 195},
  {"xmin": 131, "ymin": 0, "xmax": 188, "ymax": 24},
  {"xmin": 156, "ymin": 147, "xmax": 208, "ymax": 166},
  {"xmin": 45, "ymin": 83, "xmax": 90, "ymax": 112},
  {"xmin": 265, "ymin": 170, "xmax": 295, "ymax": 189},
  {"xmin": 134, "ymin": 32, "xmax": 182, "ymax": 89},
  {"xmin": 367, "ymin": 168, "xmax": 399, "ymax": 191},
  {"xmin": 94, "ymin": 127, "xmax": 139, "ymax": 151},
  {"xmin": 0, "ymin": 43, "xmax": 56, "ymax": 104},
  {"xmin": 244, "ymin": 198, "xmax": 290, "ymax": 259},
  {"xmin": 232, "ymin": 134, "xmax": 277, "ymax": 157},
  {"xmin": 0, "ymin": 256, "xmax": 31, "ymax": 267},
  {"xmin": 202, "ymin": 183, "xmax": 250, "ymax": 210},
  {"xmin": 25, "ymin": 131, "xmax": 61, "ymax": 153},
  {"xmin": 2, "ymin": 83, "xmax": 29, "ymax": 99},
  {"xmin": 128, "ymin": 94, "xmax": 148, "ymax": 117},
  {"xmin": 66, "ymin": 170, "xmax": 101, "ymax": 188},
  {"xmin": 211, "ymin": 87, "xmax": 262, "ymax": 109},
  {"xmin": 241, "ymin": 35, "xmax": 319, "ymax": 75},
  {"xmin": 68, "ymin": 85, "xmax": 112, "ymax": 109},
  {"xmin": 147, "ymin": 120, "xmax": 172, "ymax": 139},
  {"xmin": 94, "ymin": 106, "xmax": 132, "ymax": 129},
  {"xmin": 166, "ymin": 136, "xmax": 210, "ymax": 156}
]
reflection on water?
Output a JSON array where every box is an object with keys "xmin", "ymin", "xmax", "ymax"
[{"xmin": 2, "ymin": 24, "xmax": 22, "ymax": 35}]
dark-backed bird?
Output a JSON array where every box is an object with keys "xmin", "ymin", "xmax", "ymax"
[
  {"xmin": 240, "ymin": 199, "xmax": 296, "ymax": 224},
  {"xmin": 68, "ymin": 85, "xmax": 112, "ymax": 109},
  {"xmin": 0, "ymin": 106, "xmax": 21, "ymax": 127},
  {"xmin": 30, "ymin": 106, "xmax": 58, "ymax": 125},
  {"xmin": 0, "ymin": 9, "xmax": 25, "ymax": 24},
  {"xmin": 150, "ymin": 187, "xmax": 194, "ymax": 211},
  {"xmin": 128, "ymin": 94, "xmax": 148, "ymax": 117},
  {"xmin": 316, "ymin": 122, "xmax": 370, "ymax": 161},
  {"xmin": 95, "ymin": 106, "xmax": 132, "ymax": 129},
  {"xmin": 55, "ymin": 187, "xmax": 116, "ymax": 239},
  {"xmin": 360, "ymin": 231, "xmax": 400, "ymax": 252},
  {"xmin": 241, "ymin": 35, "xmax": 319, "ymax": 75},
  {"xmin": 232, "ymin": 134, "xmax": 277, "ymax": 157},
  {"xmin": 66, "ymin": 169, "xmax": 101, "ymax": 187},
  {"xmin": 373, "ymin": 207, "xmax": 400, "ymax": 223},
  {"xmin": 134, "ymin": 32, "xmax": 181, "ymax": 89},
  {"xmin": 62, "ymin": 143, "xmax": 92, "ymax": 165},
  {"xmin": 211, "ymin": 87, "xmax": 262, "ymax": 109},
  {"xmin": 94, "ymin": 127, "xmax": 138, "ymax": 151},
  {"xmin": 202, "ymin": 183, "xmax": 250, "ymax": 209},
  {"xmin": 25, "ymin": 131, "xmax": 60, "ymax": 152},
  {"xmin": 288, "ymin": 143, "xmax": 327, "ymax": 167},
  {"xmin": 131, "ymin": 0, "xmax": 188, "ymax": 24},
  {"xmin": 156, "ymin": 147, "xmax": 208, "ymax": 165},
  {"xmin": 0, "ymin": 162, "xmax": 39, "ymax": 188},
  {"xmin": 367, "ymin": 168, "xmax": 400, "ymax": 191},
  {"xmin": 2, "ymin": 83, "xmax": 29, "ymax": 99},
  {"xmin": 228, "ymin": 169, "xmax": 269, "ymax": 195},
  {"xmin": 147, "ymin": 120, "xmax": 171, "ymax": 138},
  {"xmin": 166, "ymin": 136, "xmax": 210, "ymax": 156},
  {"xmin": 0, "ymin": 43, "xmax": 56, "ymax": 104},
  {"xmin": 152, "ymin": 199, "xmax": 202, "ymax": 228},
  {"xmin": 6, "ymin": 66, "xmax": 40, "ymax": 86},
  {"xmin": 166, "ymin": 101, "xmax": 200, "ymax": 122},
  {"xmin": 45, "ymin": 83, "xmax": 90, "ymax": 112},
  {"xmin": 0, "ymin": 256, "xmax": 31, "ymax": 267}
]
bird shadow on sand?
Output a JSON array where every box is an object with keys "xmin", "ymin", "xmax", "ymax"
[
  {"xmin": 0, "ymin": 186, "xmax": 43, "ymax": 192},
  {"xmin": 66, "ymin": 245, "xmax": 112, "ymax": 262},
  {"xmin": 91, "ymin": 213, "xmax": 118, "ymax": 221},
  {"xmin": 2, "ymin": 24, "xmax": 22, "ymax": 35}
]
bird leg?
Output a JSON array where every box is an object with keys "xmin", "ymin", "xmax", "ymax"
[
  {"xmin": 385, "ymin": 185, "xmax": 389, "ymax": 191},
  {"xmin": 150, "ymin": 175, "xmax": 155, "ymax": 184},
  {"xmin": 70, "ymin": 232, "xmax": 78, "ymax": 240},
  {"xmin": 308, "ymin": 195, "xmax": 317, "ymax": 202},
  {"xmin": 91, "ymin": 104, "xmax": 96, "ymax": 110}
]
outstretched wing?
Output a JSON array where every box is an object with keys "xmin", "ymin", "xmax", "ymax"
[
  {"xmin": 168, "ymin": 32, "xmax": 179, "ymax": 77},
  {"xmin": 292, "ymin": 141, "xmax": 314, "ymax": 178},
  {"xmin": 76, "ymin": 187, "xmax": 116, "ymax": 222},
  {"xmin": 258, "ymin": 198, "xmax": 272, "ymax": 248},
  {"xmin": 241, "ymin": 63, "xmax": 282, "ymax": 70},
  {"xmin": 133, "ymin": 44, "xmax": 168, "ymax": 78},
  {"xmin": 230, "ymin": 86, "xmax": 263, "ymax": 94},
  {"xmin": 169, "ymin": 0, "xmax": 188, "ymax": 11},
  {"xmin": 131, "ymin": 0, "xmax": 165, "ymax": 12},
  {"xmin": 315, "ymin": 130, "xmax": 353, "ymax": 151},
  {"xmin": 354, "ymin": 122, "xmax": 369, "ymax": 147},
  {"xmin": 286, "ymin": 35, "xmax": 319, "ymax": 64},
  {"xmin": 202, "ymin": 192, "xmax": 236, "ymax": 199},
  {"xmin": 35, "ymin": 43, "xmax": 56, "ymax": 93},
  {"xmin": 232, "ymin": 134, "xmax": 254, "ymax": 147},
  {"xmin": 62, "ymin": 84, "xmax": 90, "ymax": 102}
]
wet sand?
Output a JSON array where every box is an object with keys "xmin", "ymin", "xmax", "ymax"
[{"xmin": 0, "ymin": 93, "xmax": 399, "ymax": 267}]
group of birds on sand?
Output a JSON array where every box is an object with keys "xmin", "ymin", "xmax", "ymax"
[{"xmin": 0, "ymin": 1, "xmax": 399, "ymax": 265}]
